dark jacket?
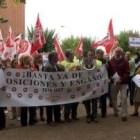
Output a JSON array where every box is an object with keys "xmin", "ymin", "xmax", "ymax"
[
  {"xmin": 43, "ymin": 61, "xmax": 64, "ymax": 72},
  {"xmin": 135, "ymin": 52, "xmax": 140, "ymax": 63},
  {"xmin": 98, "ymin": 58, "xmax": 106, "ymax": 64},
  {"xmin": 108, "ymin": 56, "xmax": 130, "ymax": 84}
]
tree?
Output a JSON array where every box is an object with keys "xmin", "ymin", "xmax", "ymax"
[
  {"xmin": 27, "ymin": 25, "xmax": 34, "ymax": 41},
  {"xmin": 116, "ymin": 30, "xmax": 139, "ymax": 54},
  {"xmin": 26, "ymin": 26, "xmax": 57, "ymax": 53},
  {"xmin": 13, "ymin": 0, "xmax": 26, "ymax": 4},
  {"xmin": 61, "ymin": 36, "xmax": 95, "ymax": 57},
  {"xmin": 61, "ymin": 36, "xmax": 79, "ymax": 52},
  {"xmin": 82, "ymin": 37, "xmax": 95, "ymax": 57},
  {"xmin": 39, "ymin": 28, "xmax": 56, "ymax": 53},
  {"xmin": 0, "ymin": 0, "xmax": 25, "ymax": 7}
]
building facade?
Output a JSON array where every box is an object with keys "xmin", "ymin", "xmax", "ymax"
[{"xmin": 0, "ymin": 0, "xmax": 25, "ymax": 40}]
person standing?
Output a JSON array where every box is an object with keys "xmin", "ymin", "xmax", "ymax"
[
  {"xmin": 43, "ymin": 52, "xmax": 64, "ymax": 126},
  {"xmin": 108, "ymin": 47, "xmax": 130, "ymax": 121},
  {"xmin": 0, "ymin": 59, "xmax": 6, "ymax": 130},
  {"xmin": 95, "ymin": 49, "xmax": 107, "ymax": 118},
  {"xmin": 61, "ymin": 50, "xmax": 80, "ymax": 122},
  {"xmin": 34, "ymin": 54, "xmax": 45, "ymax": 121},
  {"xmin": 0, "ymin": 107, "xmax": 5, "ymax": 131},
  {"xmin": 125, "ymin": 51, "xmax": 140, "ymax": 106},
  {"xmin": 131, "ymin": 65, "xmax": 140, "ymax": 116},
  {"xmin": 10, "ymin": 59, "xmax": 21, "ymax": 121},
  {"xmin": 17, "ymin": 55, "xmax": 37, "ymax": 126},
  {"xmin": 82, "ymin": 49, "xmax": 99, "ymax": 123}
]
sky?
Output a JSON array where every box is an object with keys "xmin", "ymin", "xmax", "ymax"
[{"xmin": 25, "ymin": 0, "xmax": 140, "ymax": 41}]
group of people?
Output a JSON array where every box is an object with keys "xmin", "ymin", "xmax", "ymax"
[{"xmin": 0, "ymin": 46, "xmax": 140, "ymax": 130}]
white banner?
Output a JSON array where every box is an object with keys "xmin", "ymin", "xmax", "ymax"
[
  {"xmin": 0, "ymin": 65, "xmax": 108, "ymax": 107},
  {"xmin": 129, "ymin": 37, "xmax": 140, "ymax": 47},
  {"xmin": 0, "ymin": 69, "xmax": 6, "ymax": 88},
  {"xmin": 132, "ymin": 74, "xmax": 140, "ymax": 88}
]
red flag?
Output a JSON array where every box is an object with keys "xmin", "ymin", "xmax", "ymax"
[
  {"xmin": 0, "ymin": 29, "xmax": 5, "ymax": 56},
  {"xmin": 108, "ymin": 19, "xmax": 114, "ymax": 38},
  {"xmin": 31, "ymin": 51, "xmax": 38, "ymax": 58},
  {"xmin": 14, "ymin": 34, "xmax": 22, "ymax": 54},
  {"xmin": 54, "ymin": 37, "xmax": 65, "ymax": 62},
  {"xmin": 31, "ymin": 14, "xmax": 46, "ymax": 55},
  {"xmin": 2, "ymin": 27, "xmax": 16, "ymax": 60},
  {"xmin": 6, "ymin": 26, "xmax": 15, "ymax": 48},
  {"xmin": 75, "ymin": 38, "xmax": 83, "ymax": 56},
  {"xmin": 91, "ymin": 19, "xmax": 117, "ymax": 54},
  {"xmin": 19, "ymin": 38, "xmax": 31, "ymax": 58}
]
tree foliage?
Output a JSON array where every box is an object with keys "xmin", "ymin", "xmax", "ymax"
[
  {"xmin": 0, "ymin": 17, "xmax": 8, "ymax": 23},
  {"xmin": 61, "ymin": 36, "xmax": 95, "ymax": 57},
  {"xmin": 27, "ymin": 25, "xmax": 34, "ymax": 41},
  {"xmin": 0, "ymin": 0, "xmax": 6, "ymax": 8},
  {"xmin": 61, "ymin": 36, "xmax": 79, "ymax": 52},
  {"xmin": 82, "ymin": 37, "xmax": 95, "ymax": 57},
  {"xmin": 39, "ymin": 28, "xmax": 56, "ymax": 53},
  {"xmin": 116, "ymin": 30, "xmax": 139, "ymax": 54},
  {"xmin": 13, "ymin": 0, "xmax": 26, "ymax": 4},
  {"xmin": 0, "ymin": 0, "xmax": 25, "ymax": 8}
]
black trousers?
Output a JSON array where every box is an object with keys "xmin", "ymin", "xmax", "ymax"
[
  {"xmin": 64, "ymin": 102, "xmax": 79, "ymax": 119},
  {"xmin": 100, "ymin": 93, "xmax": 107, "ymax": 116},
  {"xmin": 83, "ymin": 100, "xmax": 91, "ymax": 118},
  {"xmin": 21, "ymin": 107, "xmax": 35, "ymax": 126},
  {"xmin": 83, "ymin": 98, "xmax": 98, "ymax": 118},
  {"xmin": 107, "ymin": 82, "xmax": 112, "ymax": 105},
  {"xmin": 34, "ymin": 106, "xmax": 44, "ymax": 118},
  {"xmin": 127, "ymin": 76, "xmax": 135, "ymax": 105},
  {"xmin": 46, "ymin": 105, "xmax": 60, "ymax": 123},
  {"xmin": 40, "ymin": 106, "xmax": 44, "ymax": 117},
  {"xmin": 71, "ymin": 102, "xmax": 79, "ymax": 118},
  {"xmin": 0, "ymin": 107, "xmax": 5, "ymax": 129}
]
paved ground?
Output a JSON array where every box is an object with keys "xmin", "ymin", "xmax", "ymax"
[{"xmin": 0, "ymin": 101, "xmax": 140, "ymax": 140}]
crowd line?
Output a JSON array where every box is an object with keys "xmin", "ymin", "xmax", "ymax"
[{"xmin": 0, "ymin": 47, "xmax": 140, "ymax": 130}]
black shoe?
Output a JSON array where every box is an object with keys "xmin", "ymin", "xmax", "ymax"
[
  {"xmin": 131, "ymin": 113, "xmax": 138, "ymax": 117},
  {"xmin": 0, "ymin": 126, "xmax": 5, "ymax": 131},
  {"xmin": 40, "ymin": 117, "xmax": 45, "ymax": 121},
  {"xmin": 21, "ymin": 124, "xmax": 27, "ymax": 127},
  {"xmin": 33, "ymin": 118, "xmax": 38, "ymax": 123},
  {"xmin": 101, "ymin": 114, "xmax": 106, "ymax": 118},
  {"xmin": 56, "ymin": 119, "xmax": 65, "ymax": 124},
  {"xmin": 72, "ymin": 117, "xmax": 79, "ymax": 121},
  {"xmin": 118, "ymin": 103, "xmax": 122, "ymax": 107},
  {"xmin": 47, "ymin": 122, "xmax": 56, "ymax": 126},
  {"xmin": 130, "ymin": 102, "xmax": 134, "ymax": 106},
  {"xmin": 86, "ymin": 117, "xmax": 91, "ymax": 123},
  {"xmin": 29, "ymin": 122, "xmax": 35, "ymax": 126},
  {"xmin": 92, "ymin": 118, "xmax": 99, "ymax": 123},
  {"xmin": 122, "ymin": 116, "xmax": 127, "ymax": 121},
  {"xmin": 0, "ymin": 128, "xmax": 3, "ymax": 131},
  {"xmin": 65, "ymin": 118, "xmax": 71, "ymax": 122},
  {"xmin": 109, "ymin": 103, "xmax": 113, "ymax": 107}
]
